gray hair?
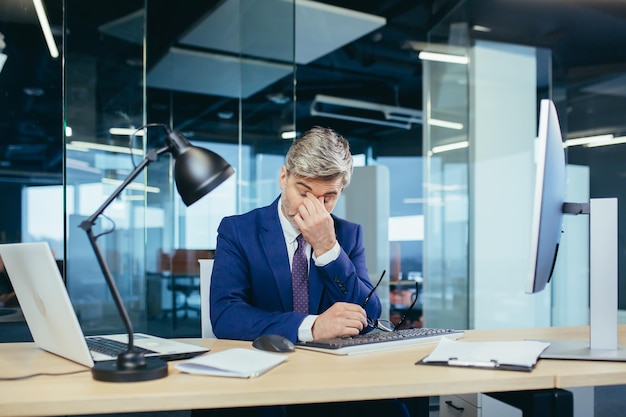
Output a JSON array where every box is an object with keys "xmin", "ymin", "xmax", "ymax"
[{"xmin": 285, "ymin": 126, "xmax": 353, "ymax": 187}]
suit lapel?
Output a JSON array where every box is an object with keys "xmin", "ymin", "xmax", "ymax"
[
  {"xmin": 259, "ymin": 197, "xmax": 328, "ymax": 314},
  {"xmin": 260, "ymin": 198, "xmax": 292, "ymax": 311}
]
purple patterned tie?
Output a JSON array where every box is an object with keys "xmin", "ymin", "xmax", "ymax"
[{"xmin": 292, "ymin": 234, "xmax": 309, "ymax": 313}]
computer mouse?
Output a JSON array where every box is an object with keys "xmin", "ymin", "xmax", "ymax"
[{"xmin": 252, "ymin": 334, "xmax": 295, "ymax": 353}]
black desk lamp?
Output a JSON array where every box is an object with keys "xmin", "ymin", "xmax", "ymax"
[{"xmin": 79, "ymin": 124, "xmax": 234, "ymax": 382}]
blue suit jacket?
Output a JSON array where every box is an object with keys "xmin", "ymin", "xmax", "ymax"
[{"xmin": 210, "ymin": 197, "xmax": 382, "ymax": 342}]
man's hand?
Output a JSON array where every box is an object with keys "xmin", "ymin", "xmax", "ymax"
[
  {"xmin": 311, "ymin": 302, "xmax": 368, "ymax": 340},
  {"xmin": 293, "ymin": 192, "xmax": 336, "ymax": 257}
]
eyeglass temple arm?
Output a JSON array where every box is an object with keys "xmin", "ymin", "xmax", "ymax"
[
  {"xmin": 394, "ymin": 281, "xmax": 420, "ymax": 331},
  {"xmin": 361, "ymin": 270, "xmax": 386, "ymax": 308}
]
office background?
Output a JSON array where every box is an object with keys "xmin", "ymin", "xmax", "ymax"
[{"xmin": 0, "ymin": 0, "xmax": 625, "ymax": 346}]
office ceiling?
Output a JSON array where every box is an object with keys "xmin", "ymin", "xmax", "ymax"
[{"xmin": 1, "ymin": 0, "xmax": 626, "ymax": 179}]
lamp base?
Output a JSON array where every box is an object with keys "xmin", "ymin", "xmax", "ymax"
[{"xmin": 92, "ymin": 358, "xmax": 168, "ymax": 382}]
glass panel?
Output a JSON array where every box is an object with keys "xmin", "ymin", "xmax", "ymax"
[
  {"xmin": 143, "ymin": 0, "xmax": 296, "ymax": 336},
  {"xmin": 378, "ymin": 156, "xmax": 425, "ymax": 328},
  {"xmin": 291, "ymin": 3, "xmax": 423, "ymax": 327},
  {"xmin": 240, "ymin": 0, "xmax": 295, "ymax": 214},
  {"xmin": 65, "ymin": 0, "xmax": 146, "ymax": 334},
  {"xmin": 422, "ymin": 7, "xmax": 470, "ymax": 330},
  {"xmin": 0, "ymin": 0, "xmax": 63, "ymax": 341}
]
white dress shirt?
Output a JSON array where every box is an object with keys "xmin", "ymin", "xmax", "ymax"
[{"xmin": 277, "ymin": 197, "xmax": 340, "ymax": 341}]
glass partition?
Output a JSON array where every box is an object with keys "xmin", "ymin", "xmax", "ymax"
[
  {"xmin": 422, "ymin": 8, "xmax": 471, "ymax": 330},
  {"xmin": 64, "ymin": 0, "xmax": 147, "ymax": 334},
  {"xmin": 143, "ymin": 0, "xmax": 296, "ymax": 335},
  {"xmin": 0, "ymin": 0, "xmax": 63, "ymax": 340}
]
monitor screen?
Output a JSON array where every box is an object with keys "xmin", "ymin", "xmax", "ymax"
[{"xmin": 526, "ymin": 99, "xmax": 566, "ymax": 294}]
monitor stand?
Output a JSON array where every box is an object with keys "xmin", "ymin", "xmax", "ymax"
[{"xmin": 540, "ymin": 197, "xmax": 626, "ymax": 361}]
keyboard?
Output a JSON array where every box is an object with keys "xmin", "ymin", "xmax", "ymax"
[
  {"xmin": 86, "ymin": 337, "xmax": 157, "ymax": 357},
  {"xmin": 296, "ymin": 327, "xmax": 464, "ymax": 355}
]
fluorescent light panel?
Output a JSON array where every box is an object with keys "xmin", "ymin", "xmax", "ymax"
[
  {"xmin": 472, "ymin": 25, "xmax": 492, "ymax": 33},
  {"xmin": 109, "ymin": 127, "xmax": 145, "ymax": 136},
  {"xmin": 431, "ymin": 141, "xmax": 469, "ymax": 154},
  {"xmin": 564, "ymin": 134, "xmax": 614, "ymax": 147},
  {"xmin": 418, "ymin": 51, "xmax": 468, "ymax": 65},
  {"xmin": 32, "ymin": 0, "xmax": 59, "ymax": 58},
  {"xmin": 429, "ymin": 118, "xmax": 464, "ymax": 130},
  {"xmin": 67, "ymin": 141, "xmax": 145, "ymax": 155},
  {"xmin": 586, "ymin": 135, "xmax": 626, "ymax": 148},
  {"xmin": 310, "ymin": 94, "xmax": 422, "ymax": 130},
  {"xmin": 0, "ymin": 53, "xmax": 7, "ymax": 73},
  {"xmin": 281, "ymin": 130, "xmax": 298, "ymax": 140}
]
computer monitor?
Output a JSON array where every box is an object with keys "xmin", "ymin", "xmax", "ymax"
[
  {"xmin": 526, "ymin": 99, "xmax": 567, "ymax": 294},
  {"xmin": 528, "ymin": 99, "xmax": 624, "ymax": 361}
]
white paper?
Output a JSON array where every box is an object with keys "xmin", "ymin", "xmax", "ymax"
[
  {"xmin": 422, "ymin": 337, "xmax": 550, "ymax": 368},
  {"xmin": 175, "ymin": 348, "xmax": 288, "ymax": 378}
]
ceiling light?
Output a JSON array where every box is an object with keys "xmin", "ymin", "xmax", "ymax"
[
  {"xmin": 472, "ymin": 25, "xmax": 492, "ymax": 33},
  {"xmin": 33, "ymin": 0, "xmax": 59, "ymax": 58},
  {"xmin": 563, "ymin": 134, "xmax": 613, "ymax": 147},
  {"xmin": 217, "ymin": 111, "xmax": 234, "ymax": 120},
  {"xmin": 67, "ymin": 141, "xmax": 145, "ymax": 155},
  {"xmin": 310, "ymin": 94, "xmax": 422, "ymax": 129},
  {"xmin": 280, "ymin": 124, "xmax": 299, "ymax": 140},
  {"xmin": 109, "ymin": 127, "xmax": 145, "ymax": 136},
  {"xmin": 418, "ymin": 51, "xmax": 468, "ymax": 65},
  {"xmin": 266, "ymin": 92, "xmax": 291, "ymax": 104},
  {"xmin": 281, "ymin": 130, "xmax": 298, "ymax": 140},
  {"xmin": 429, "ymin": 119, "xmax": 464, "ymax": 130},
  {"xmin": 431, "ymin": 141, "xmax": 469, "ymax": 154},
  {"xmin": 586, "ymin": 135, "xmax": 626, "ymax": 148},
  {"xmin": 0, "ymin": 32, "xmax": 6, "ymax": 74}
]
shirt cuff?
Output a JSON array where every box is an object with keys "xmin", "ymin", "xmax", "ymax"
[
  {"xmin": 298, "ymin": 314, "xmax": 318, "ymax": 342},
  {"xmin": 312, "ymin": 240, "xmax": 340, "ymax": 266}
]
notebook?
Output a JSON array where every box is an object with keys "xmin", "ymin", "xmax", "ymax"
[{"xmin": 0, "ymin": 241, "xmax": 208, "ymax": 368}]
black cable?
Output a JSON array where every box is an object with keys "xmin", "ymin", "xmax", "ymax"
[
  {"xmin": 93, "ymin": 213, "xmax": 116, "ymax": 240},
  {"xmin": 128, "ymin": 123, "xmax": 170, "ymax": 168},
  {"xmin": 0, "ymin": 369, "xmax": 89, "ymax": 381}
]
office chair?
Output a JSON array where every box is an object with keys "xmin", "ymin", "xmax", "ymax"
[
  {"xmin": 199, "ymin": 259, "xmax": 215, "ymax": 338},
  {"xmin": 158, "ymin": 249, "xmax": 213, "ymax": 321}
]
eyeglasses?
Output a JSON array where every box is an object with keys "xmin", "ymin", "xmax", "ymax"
[
  {"xmin": 361, "ymin": 270, "xmax": 385, "ymax": 309},
  {"xmin": 362, "ymin": 270, "xmax": 419, "ymax": 332}
]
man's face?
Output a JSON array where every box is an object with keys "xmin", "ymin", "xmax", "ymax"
[{"xmin": 279, "ymin": 166, "xmax": 343, "ymax": 227}]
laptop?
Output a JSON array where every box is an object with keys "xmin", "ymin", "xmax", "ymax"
[{"xmin": 0, "ymin": 241, "xmax": 209, "ymax": 368}]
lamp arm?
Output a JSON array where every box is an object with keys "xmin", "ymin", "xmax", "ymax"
[
  {"xmin": 78, "ymin": 145, "xmax": 170, "ymax": 351},
  {"xmin": 83, "ymin": 146, "xmax": 169, "ymax": 224}
]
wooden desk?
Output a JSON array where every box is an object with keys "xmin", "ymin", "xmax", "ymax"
[{"xmin": 0, "ymin": 326, "xmax": 624, "ymax": 417}]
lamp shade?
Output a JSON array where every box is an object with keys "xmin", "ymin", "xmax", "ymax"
[{"xmin": 165, "ymin": 129, "xmax": 234, "ymax": 206}]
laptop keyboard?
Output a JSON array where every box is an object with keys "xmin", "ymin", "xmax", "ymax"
[
  {"xmin": 86, "ymin": 337, "xmax": 158, "ymax": 357},
  {"xmin": 297, "ymin": 327, "xmax": 464, "ymax": 355}
]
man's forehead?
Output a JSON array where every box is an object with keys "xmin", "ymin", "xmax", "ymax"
[{"xmin": 291, "ymin": 175, "xmax": 343, "ymax": 193}]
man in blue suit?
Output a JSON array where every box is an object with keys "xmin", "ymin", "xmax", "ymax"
[
  {"xmin": 211, "ymin": 126, "xmax": 380, "ymax": 343},
  {"xmin": 207, "ymin": 126, "xmax": 408, "ymax": 417}
]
